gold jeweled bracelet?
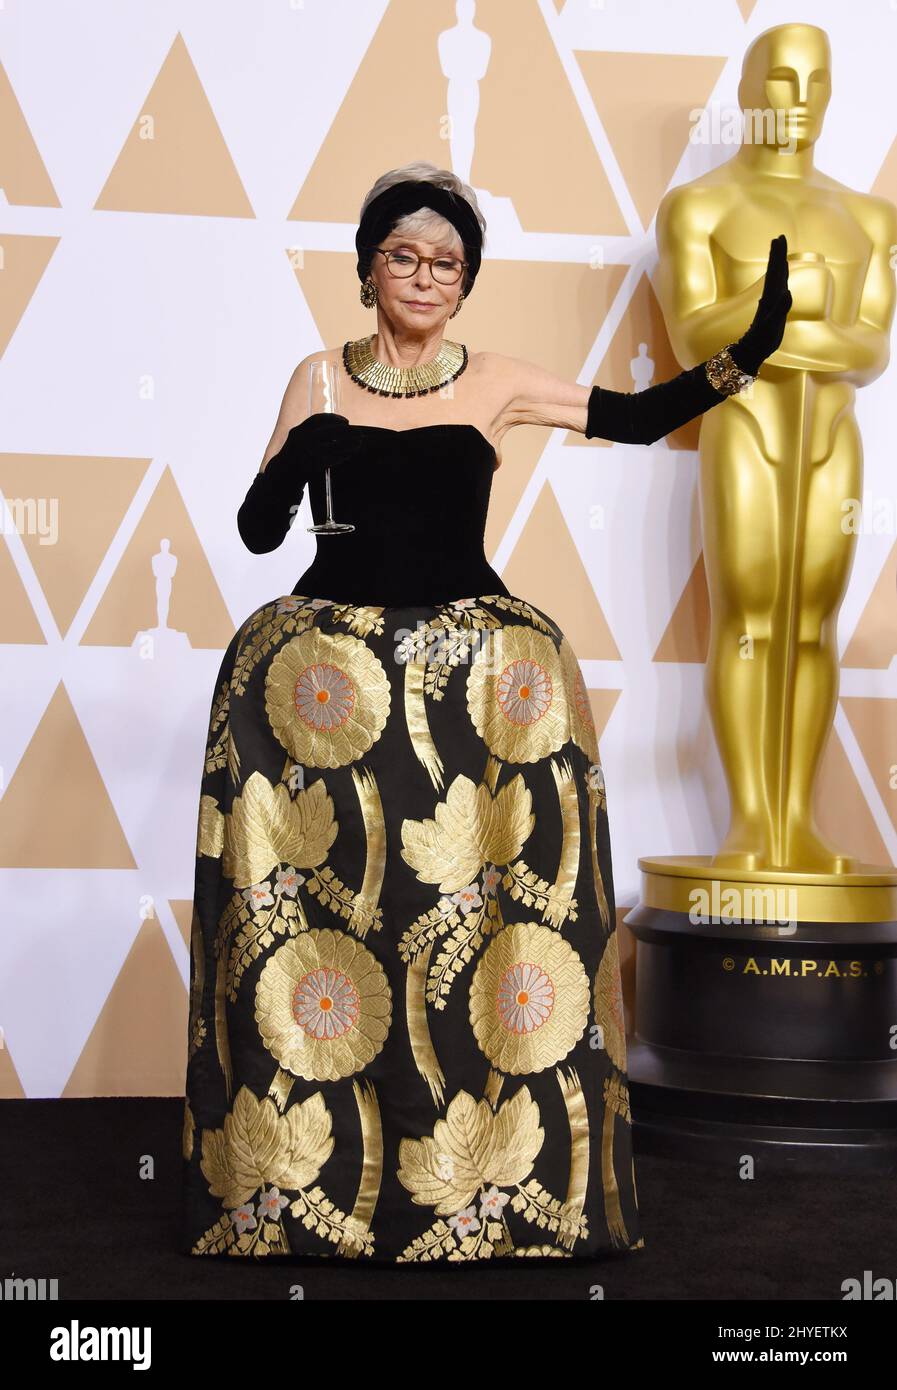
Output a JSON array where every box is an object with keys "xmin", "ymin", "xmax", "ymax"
[
  {"xmin": 704, "ymin": 345, "xmax": 755, "ymax": 395},
  {"xmin": 343, "ymin": 334, "xmax": 469, "ymax": 397}
]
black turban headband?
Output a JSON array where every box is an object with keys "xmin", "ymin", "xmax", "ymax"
[{"xmin": 355, "ymin": 179, "xmax": 483, "ymax": 298}]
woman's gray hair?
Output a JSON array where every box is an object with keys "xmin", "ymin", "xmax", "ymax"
[{"xmin": 359, "ymin": 161, "xmax": 486, "ymax": 256}]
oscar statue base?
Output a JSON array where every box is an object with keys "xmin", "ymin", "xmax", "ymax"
[{"xmin": 624, "ymin": 857, "xmax": 897, "ymax": 1174}]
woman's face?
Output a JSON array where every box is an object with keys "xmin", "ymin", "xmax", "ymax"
[{"xmin": 370, "ymin": 227, "xmax": 465, "ymax": 334}]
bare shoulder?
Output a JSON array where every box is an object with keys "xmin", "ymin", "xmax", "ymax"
[
  {"xmin": 258, "ymin": 349, "xmax": 334, "ymax": 471},
  {"xmin": 287, "ymin": 347, "xmax": 336, "ymax": 400},
  {"xmin": 279, "ymin": 347, "xmax": 337, "ymax": 425},
  {"xmin": 463, "ymin": 349, "xmax": 519, "ymax": 420},
  {"xmin": 468, "ymin": 349, "xmax": 589, "ymax": 431}
]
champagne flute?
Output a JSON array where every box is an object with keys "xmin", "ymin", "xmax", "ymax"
[{"xmin": 307, "ymin": 359, "xmax": 355, "ymax": 534}]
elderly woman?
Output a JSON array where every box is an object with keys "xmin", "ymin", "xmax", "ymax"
[{"xmin": 183, "ymin": 162, "xmax": 790, "ymax": 1265}]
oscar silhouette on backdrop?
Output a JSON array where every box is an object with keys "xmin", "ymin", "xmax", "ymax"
[{"xmin": 133, "ymin": 539, "xmax": 189, "ymax": 653}]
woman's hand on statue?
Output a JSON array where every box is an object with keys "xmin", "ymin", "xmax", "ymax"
[{"xmin": 729, "ymin": 234, "xmax": 793, "ymax": 376}]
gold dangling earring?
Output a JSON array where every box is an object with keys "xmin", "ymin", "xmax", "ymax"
[
  {"xmin": 360, "ymin": 277, "xmax": 378, "ymax": 308},
  {"xmin": 449, "ymin": 290, "xmax": 465, "ymax": 319}
]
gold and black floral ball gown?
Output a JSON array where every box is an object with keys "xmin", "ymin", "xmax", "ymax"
[{"xmin": 182, "ymin": 422, "xmax": 643, "ymax": 1263}]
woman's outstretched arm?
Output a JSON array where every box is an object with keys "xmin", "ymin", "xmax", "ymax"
[{"xmin": 495, "ymin": 235, "xmax": 792, "ymax": 446}]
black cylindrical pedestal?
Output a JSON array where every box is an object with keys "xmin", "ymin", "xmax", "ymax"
[{"xmin": 624, "ymin": 905, "xmax": 897, "ymax": 1173}]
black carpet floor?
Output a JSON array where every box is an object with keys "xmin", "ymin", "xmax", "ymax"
[{"xmin": 2, "ymin": 1098, "xmax": 894, "ymax": 1302}]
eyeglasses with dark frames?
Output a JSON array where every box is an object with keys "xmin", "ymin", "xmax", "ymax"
[{"xmin": 367, "ymin": 246, "xmax": 468, "ymax": 285}]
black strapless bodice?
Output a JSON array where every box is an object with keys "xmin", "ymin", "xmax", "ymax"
[{"xmin": 290, "ymin": 423, "xmax": 510, "ymax": 606}]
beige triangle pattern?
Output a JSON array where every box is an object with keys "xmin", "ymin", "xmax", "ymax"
[
  {"xmin": 736, "ymin": 0, "xmax": 762, "ymax": 22},
  {"xmin": 814, "ymin": 710, "xmax": 895, "ymax": 865},
  {"xmin": 872, "ymin": 131, "xmax": 897, "ymax": 203},
  {"xmin": 95, "ymin": 32, "xmax": 253, "ymax": 217},
  {"xmin": 838, "ymin": 696, "xmax": 897, "ymax": 849},
  {"xmin": 465, "ymin": 0, "xmax": 627, "ymax": 234},
  {"xmin": 0, "ymin": 63, "xmax": 60, "ymax": 206},
  {"xmin": 0, "ymin": 683, "xmax": 136, "ymax": 868},
  {"xmin": 0, "ymin": 534, "xmax": 45, "ymax": 643},
  {"xmin": 63, "ymin": 917, "xmax": 187, "ymax": 1096},
  {"xmin": 291, "ymin": 0, "xmax": 626, "ymax": 234},
  {"xmin": 0, "ymin": 451, "xmax": 149, "ymax": 638},
  {"xmin": 0, "ymin": 235, "xmax": 60, "ymax": 358},
  {"xmin": 169, "ymin": 898, "xmax": 194, "ymax": 950},
  {"xmin": 293, "ymin": 250, "xmax": 389, "ymax": 367},
  {"xmin": 81, "ymin": 466, "xmax": 235, "ymax": 649},
  {"xmin": 841, "ymin": 535, "xmax": 897, "ymax": 669},
  {"xmin": 502, "ymin": 480, "xmax": 620, "ymax": 660},
  {"xmin": 587, "ymin": 686, "xmax": 622, "ymax": 746},
  {"xmin": 0, "ymin": 1037, "xmax": 26, "ymax": 1098},
  {"xmin": 654, "ymin": 550, "xmax": 710, "ymax": 663},
  {"xmin": 575, "ymin": 51, "xmax": 727, "ymax": 229},
  {"xmin": 565, "ymin": 270, "xmax": 701, "ymax": 451}
]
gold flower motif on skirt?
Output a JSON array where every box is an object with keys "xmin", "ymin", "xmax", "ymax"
[
  {"xmin": 469, "ymin": 922, "xmax": 590, "ymax": 1073},
  {"xmin": 255, "ymin": 927, "xmax": 391, "ymax": 1081},
  {"xmin": 466, "ymin": 626, "xmax": 569, "ymax": 763},
  {"xmin": 265, "ymin": 628, "xmax": 390, "ymax": 768}
]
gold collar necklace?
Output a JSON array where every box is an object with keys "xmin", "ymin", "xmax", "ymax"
[{"xmin": 343, "ymin": 334, "xmax": 468, "ymax": 397}]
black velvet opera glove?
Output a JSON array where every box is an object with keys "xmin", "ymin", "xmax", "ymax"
[
  {"xmin": 236, "ymin": 413, "xmax": 363, "ymax": 553},
  {"xmin": 585, "ymin": 234, "xmax": 792, "ymax": 446}
]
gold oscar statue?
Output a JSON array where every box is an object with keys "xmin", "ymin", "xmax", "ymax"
[
  {"xmin": 624, "ymin": 23, "xmax": 897, "ymax": 1169},
  {"xmin": 645, "ymin": 20, "xmax": 897, "ymax": 925}
]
